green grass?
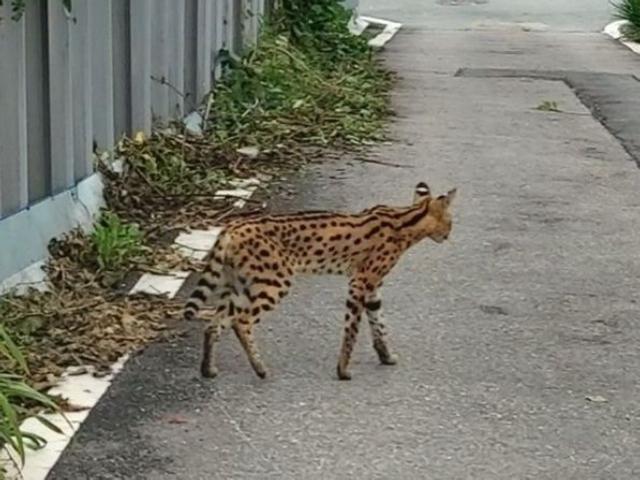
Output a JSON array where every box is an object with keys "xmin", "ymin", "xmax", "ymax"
[
  {"xmin": 613, "ymin": 0, "xmax": 640, "ymax": 41},
  {"xmin": 0, "ymin": 326, "xmax": 64, "ymax": 476}
]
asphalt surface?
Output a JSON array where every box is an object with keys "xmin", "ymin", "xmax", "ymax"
[
  {"xmin": 359, "ymin": 0, "xmax": 613, "ymax": 32},
  {"xmin": 454, "ymin": 69, "xmax": 640, "ymax": 167},
  {"xmin": 49, "ymin": 3, "xmax": 640, "ymax": 480}
]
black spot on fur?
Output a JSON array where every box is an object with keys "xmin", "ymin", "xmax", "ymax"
[
  {"xmin": 346, "ymin": 299, "xmax": 359, "ymax": 315},
  {"xmin": 191, "ymin": 289, "xmax": 207, "ymax": 302}
]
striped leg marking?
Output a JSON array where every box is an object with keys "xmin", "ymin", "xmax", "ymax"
[{"xmin": 365, "ymin": 292, "xmax": 397, "ymax": 366}]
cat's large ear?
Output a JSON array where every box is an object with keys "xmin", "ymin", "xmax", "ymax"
[
  {"xmin": 441, "ymin": 188, "xmax": 457, "ymax": 207},
  {"xmin": 413, "ymin": 182, "xmax": 430, "ymax": 204}
]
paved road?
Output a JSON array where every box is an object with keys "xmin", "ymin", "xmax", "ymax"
[
  {"xmin": 49, "ymin": 3, "xmax": 640, "ymax": 480},
  {"xmin": 360, "ymin": 0, "xmax": 614, "ymax": 31}
]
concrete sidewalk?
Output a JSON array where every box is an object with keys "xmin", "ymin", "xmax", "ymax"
[{"xmin": 49, "ymin": 26, "xmax": 640, "ymax": 480}]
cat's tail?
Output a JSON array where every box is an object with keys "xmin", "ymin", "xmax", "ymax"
[{"xmin": 183, "ymin": 232, "xmax": 231, "ymax": 321}]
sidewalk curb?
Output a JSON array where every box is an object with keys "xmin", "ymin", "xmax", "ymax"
[
  {"xmin": 603, "ymin": 20, "xmax": 640, "ymax": 55},
  {"xmin": 360, "ymin": 16, "xmax": 403, "ymax": 48},
  {"xmin": 349, "ymin": 14, "xmax": 403, "ymax": 48}
]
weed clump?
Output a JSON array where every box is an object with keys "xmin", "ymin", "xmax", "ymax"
[
  {"xmin": 91, "ymin": 213, "xmax": 146, "ymax": 272},
  {"xmin": 613, "ymin": 0, "xmax": 640, "ymax": 41},
  {"xmin": 210, "ymin": 0, "xmax": 393, "ymax": 154},
  {"xmin": 102, "ymin": 132, "xmax": 251, "ymax": 237}
]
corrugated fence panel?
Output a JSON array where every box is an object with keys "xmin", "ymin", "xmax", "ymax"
[
  {"xmin": 111, "ymin": 0, "xmax": 131, "ymax": 139},
  {"xmin": 24, "ymin": 0, "xmax": 51, "ymax": 205},
  {"xmin": 151, "ymin": 0, "xmax": 170, "ymax": 121},
  {"xmin": 242, "ymin": 0, "xmax": 257, "ymax": 47},
  {"xmin": 48, "ymin": 0, "xmax": 75, "ymax": 194},
  {"xmin": 230, "ymin": 0, "xmax": 243, "ymax": 55},
  {"xmin": 183, "ymin": 0, "xmax": 198, "ymax": 112},
  {"xmin": 263, "ymin": 0, "xmax": 272, "ymax": 16},
  {"xmin": 0, "ymin": 5, "xmax": 29, "ymax": 218},
  {"xmin": 130, "ymin": 0, "xmax": 152, "ymax": 134},
  {"xmin": 71, "ymin": 1, "xmax": 94, "ymax": 180},
  {"xmin": 91, "ymin": 0, "xmax": 115, "ymax": 152},
  {"xmin": 168, "ymin": 0, "xmax": 186, "ymax": 118},
  {"xmin": 220, "ymin": 0, "xmax": 229, "ymax": 55},
  {"xmin": 195, "ymin": 0, "xmax": 213, "ymax": 104},
  {"xmin": 208, "ymin": 0, "xmax": 218, "ymax": 82},
  {"xmin": 225, "ymin": 0, "xmax": 236, "ymax": 55},
  {"xmin": 213, "ymin": 0, "xmax": 225, "ymax": 80}
]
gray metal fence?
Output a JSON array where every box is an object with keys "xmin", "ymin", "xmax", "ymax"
[{"xmin": 0, "ymin": 0, "xmax": 267, "ymax": 221}]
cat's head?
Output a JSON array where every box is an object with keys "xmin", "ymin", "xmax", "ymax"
[{"xmin": 412, "ymin": 182, "xmax": 457, "ymax": 243}]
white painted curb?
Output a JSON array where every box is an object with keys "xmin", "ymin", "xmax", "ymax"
[
  {"xmin": 1, "ymin": 356, "xmax": 129, "ymax": 480},
  {"xmin": 603, "ymin": 20, "xmax": 640, "ymax": 55},
  {"xmin": 348, "ymin": 15, "xmax": 370, "ymax": 36},
  {"xmin": 359, "ymin": 16, "xmax": 403, "ymax": 48},
  {"xmin": 2, "ymin": 178, "xmax": 263, "ymax": 480},
  {"xmin": 349, "ymin": 13, "xmax": 403, "ymax": 48}
]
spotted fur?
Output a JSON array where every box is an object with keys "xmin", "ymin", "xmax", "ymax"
[{"xmin": 184, "ymin": 182, "xmax": 457, "ymax": 380}]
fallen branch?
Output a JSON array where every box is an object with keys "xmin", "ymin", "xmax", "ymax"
[
  {"xmin": 150, "ymin": 192, "xmax": 263, "ymax": 204},
  {"xmin": 150, "ymin": 75, "xmax": 186, "ymax": 99},
  {"xmin": 350, "ymin": 157, "xmax": 413, "ymax": 169}
]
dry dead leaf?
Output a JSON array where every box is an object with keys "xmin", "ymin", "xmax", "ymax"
[
  {"xmin": 585, "ymin": 395, "xmax": 608, "ymax": 403},
  {"xmin": 164, "ymin": 414, "xmax": 190, "ymax": 425}
]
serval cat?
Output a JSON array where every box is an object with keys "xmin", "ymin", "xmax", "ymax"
[{"xmin": 184, "ymin": 182, "xmax": 457, "ymax": 380}]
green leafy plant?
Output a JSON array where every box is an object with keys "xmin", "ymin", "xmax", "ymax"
[
  {"xmin": 272, "ymin": 0, "xmax": 370, "ymax": 65},
  {"xmin": 118, "ymin": 135, "xmax": 231, "ymax": 196},
  {"xmin": 612, "ymin": 0, "xmax": 640, "ymax": 41},
  {"xmin": 535, "ymin": 100, "xmax": 561, "ymax": 112},
  {"xmin": 91, "ymin": 212, "xmax": 146, "ymax": 272},
  {"xmin": 210, "ymin": 0, "xmax": 392, "ymax": 154},
  {"xmin": 0, "ymin": 325, "xmax": 64, "ymax": 475}
]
